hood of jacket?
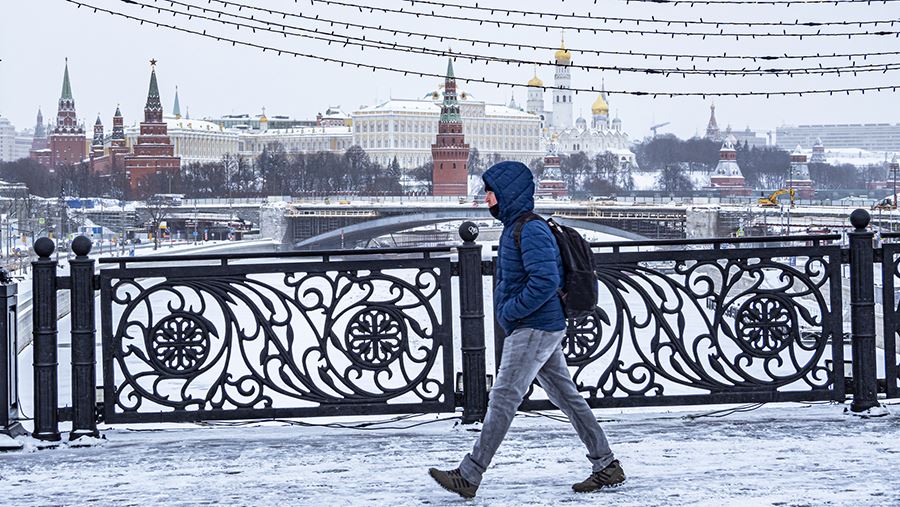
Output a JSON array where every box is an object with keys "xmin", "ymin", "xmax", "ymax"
[{"xmin": 482, "ymin": 161, "xmax": 535, "ymax": 225}]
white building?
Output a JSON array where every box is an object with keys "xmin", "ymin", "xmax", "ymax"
[
  {"xmin": 125, "ymin": 116, "xmax": 240, "ymax": 165},
  {"xmin": 238, "ymin": 125, "xmax": 353, "ymax": 157},
  {"xmin": 352, "ymin": 92, "xmax": 542, "ymax": 169},
  {"xmin": 0, "ymin": 116, "xmax": 16, "ymax": 162},
  {"xmin": 526, "ymin": 40, "xmax": 632, "ymax": 161},
  {"xmin": 14, "ymin": 128, "xmax": 34, "ymax": 161}
]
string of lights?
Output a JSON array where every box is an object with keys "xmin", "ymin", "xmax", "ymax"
[
  {"xmin": 193, "ymin": 0, "xmax": 900, "ymax": 63},
  {"xmin": 281, "ymin": 0, "xmax": 900, "ymax": 38},
  {"xmin": 396, "ymin": 0, "xmax": 899, "ymax": 28},
  {"xmin": 611, "ymin": 0, "xmax": 900, "ymax": 5},
  {"xmin": 67, "ymin": 0, "xmax": 900, "ymax": 98},
  {"xmin": 141, "ymin": 0, "xmax": 900, "ymax": 77}
]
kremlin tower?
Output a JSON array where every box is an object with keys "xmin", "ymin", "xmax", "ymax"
[
  {"xmin": 705, "ymin": 135, "xmax": 751, "ymax": 196},
  {"xmin": 810, "ymin": 138, "xmax": 827, "ymax": 164},
  {"xmin": 788, "ymin": 145, "xmax": 815, "ymax": 199},
  {"xmin": 124, "ymin": 60, "xmax": 180, "ymax": 197},
  {"xmin": 91, "ymin": 115, "xmax": 104, "ymax": 158},
  {"xmin": 431, "ymin": 59, "xmax": 470, "ymax": 196},
  {"xmin": 535, "ymin": 134, "xmax": 568, "ymax": 199},
  {"xmin": 30, "ymin": 109, "xmax": 49, "ymax": 152},
  {"xmin": 110, "ymin": 106, "xmax": 128, "ymax": 155},
  {"xmin": 32, "ymin": 60, "xmax": 88, "ymax": 168}
]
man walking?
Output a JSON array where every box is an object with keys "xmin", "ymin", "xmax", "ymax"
[{"xmin": 429, "ymin": 161, "xmax": 624, "ymax": 498}]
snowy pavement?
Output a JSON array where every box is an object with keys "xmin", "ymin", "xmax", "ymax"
[{"xmin": 1, "ymin": 403, "xmax": 898, "ymax": 506}]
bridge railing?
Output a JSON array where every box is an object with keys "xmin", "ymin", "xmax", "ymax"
[{"xmin": 12, "ymin": 210, "xmax": 894, "ymax": 441}]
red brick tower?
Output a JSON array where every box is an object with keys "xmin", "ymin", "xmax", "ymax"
[
  {"xmin": 47, "ymin": 60, "xmax": 87, "ymax": 168},
  {"xmin": 431, "ymin": 59, "xmax": 470, "ymax": 196},
  {"xmin": 109, "ymin": 106, "xmax": 129, "ymax": 154},
  {"xmin": 124, "ymin": 60, "xmax": 180, "ymax": 197},
  {"xmin": 91, "ymin": 115, "xmax": 105, "ymax": 158}
]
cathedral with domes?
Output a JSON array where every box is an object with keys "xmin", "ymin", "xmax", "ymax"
[{"xmin": 525, "ymin": 36, "xmax": 633, "ymax": 165}]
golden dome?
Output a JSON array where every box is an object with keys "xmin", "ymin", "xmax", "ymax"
[
  {"xmin": 591, "ymin": 93, "xmax": 609, "ymax": 115},
  {"xmin": 554, "ymin": 35, "xmax": 572, "ymax": 63},
  {"xmin": 528, "ymin": 75, "xmax": 544, "ymax": 87}
]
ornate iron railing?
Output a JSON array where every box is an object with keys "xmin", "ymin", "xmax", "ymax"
[
  {"xmin": 879, "ymin": 240, "xmax": 900, "ymax": 399},
  {"xmin": 500, "ymin": 243, "xmax": 845, "ymax": 409},
  {"xmin": 98, "ymin": 253, "xmax": 456, "ymax": 423},
  {"xmin": 14, "ymin": 210, "xmax": 895, "ymax": 441}
]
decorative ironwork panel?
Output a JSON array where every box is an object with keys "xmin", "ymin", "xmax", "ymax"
[
  {"xmin": 880, "ymin": 244, "xmax": 900, "ymax": 399},
  {"xmin": 517, "ymin": 246, "xmax": 844, "ymax": 409},
  {"xmin": 99, "ymin": 259, "xmax": 454, "ymax": 423}
]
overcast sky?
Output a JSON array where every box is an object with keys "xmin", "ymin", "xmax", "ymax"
[{"xmin": 1, "ymin": 0, "xmax": 898, "ymax": 143}]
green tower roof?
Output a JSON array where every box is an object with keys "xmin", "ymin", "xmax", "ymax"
[
  {"xmin": 173, "ymin": 86, "xmax": 181, "ymax": 118},
  {"xmin": 61, "ymin": 60, "xmax": 73, "ymax": 101}
]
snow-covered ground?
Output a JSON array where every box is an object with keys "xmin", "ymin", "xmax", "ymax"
[
  {"xmin": 1, "ymin": 403, "xmax": 897, "ymax": 506},
  {"xmin": 5, "ymin": 236, "xmax": 900, "ymax": 505}
]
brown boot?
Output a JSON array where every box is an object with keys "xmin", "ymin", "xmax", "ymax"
[
  {"xmin": 428, "ymin": 467, "xmax": 478, "ymax": 499},
  {"xmin": 572, "ymin": 459, "xmax": 626, "ymax": 493}
]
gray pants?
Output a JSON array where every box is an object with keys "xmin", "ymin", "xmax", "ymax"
[{"xmin": 459, "ymin": 327, "xmax": 615, "ymax": 485}]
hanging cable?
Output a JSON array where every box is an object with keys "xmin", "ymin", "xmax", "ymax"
[
  {"xmin": 398, "ymin": 0, "xmax": 900, "ymax": 28},
  {"xmin": 613, "ymin": 0, "xmax": 900, "ymax": 5},
  {"xmin": 274, "ymin": 0, "xmax": 900, "ymax": 38},
  {"xmin": 68, "ymin": 0, "xmax": 900, "ymax": 98},
  {"xmin": 189, "ymin": 0, "xmax": 900, "ymax": 63},
  {"xmin": 131, "ymin": 0, "xmax": 900, "ymax": 77}
]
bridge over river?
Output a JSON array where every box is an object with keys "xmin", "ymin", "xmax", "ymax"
[{"xmin": 73, "ymin": 195, "xmax": 900, "ymax": 250}]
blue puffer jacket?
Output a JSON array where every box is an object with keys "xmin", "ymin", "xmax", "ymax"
[{"xmin": 483, "ymin": 161, "xmax": 565, "ymax": 335}]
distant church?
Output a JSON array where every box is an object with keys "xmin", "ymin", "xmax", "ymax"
[{"xmin": 524, "ymin": 36, "xmax": 632, "ymax": 164}]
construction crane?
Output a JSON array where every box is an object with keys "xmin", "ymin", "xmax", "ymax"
[
  {"xmin": 649, "ymin": 122, "xmax": 670, "ymax": 137},
  {"xmin": 757, "ymin": 188, "xmax": 795, "ymax": 207}
]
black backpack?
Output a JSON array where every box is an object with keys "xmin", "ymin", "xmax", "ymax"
[{"xmin": 513, "ymin": 213, "xmax": 599, "ymax": 319}]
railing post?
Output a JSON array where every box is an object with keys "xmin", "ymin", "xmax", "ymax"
[
  {"xmin": 847, "ymin": 209, "xmax": 881, "ymax": 413},
  {"xmin": 0, "ymin": 269, "xmax": 23, "ymax": 439},
  {"xmin": 457, "ymin": 222, "xmax": 487, "ymax": 423},
  {"xmin": 69, "ymin": 236, "xmax": 98, "ymax": 440},
  {"xmin": 32, "ymin": 237, "xmax": 60, "ymax": 441}
]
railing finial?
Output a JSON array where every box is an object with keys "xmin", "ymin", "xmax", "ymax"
[
  {"xmin": 71, "ymin": 236, "xmax": 92, "ymax": 258},
  {"xmin": 34, "ymin": 237, "xmax": 55, "ymax": 259},
  {"xmin": 459, "ymin": 221, "xmax": 479, "ymax": 243},
  {"xmin": 850, "ymin": 208, "xmax": 870, "ymax": 231}
]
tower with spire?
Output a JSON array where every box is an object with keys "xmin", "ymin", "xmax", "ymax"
[
  {"xmin": 551, "ymin": 33, "xmax": 573, "ymax": 130},
  {"xmin": 788, "ymin": 145, "xmax": 815, "ymax": 199},
  {"xmin": 173, "ymin": 87, "xmax": 182, "ymax": 119},
  {"xmin": 39, "ymin": 59, "xmax": 87, "ymax": 168},
  {"xmin": 91, "ymin": 115, "xmax": 104, "ymax": 157},
  {"xmin": 535, "ymin": 134, "xmax": 568, "ymax": 199},
  {"xmin": 705, "ymin": 135, "xmax": 751, "ymax": 196},
  {"xmin": 110, "ymin": 106, "xmax": 127, "ymax": 152},
  {"xmin": 30, "ymin": 108, "xmax": 49, "ymax": 151},
  {"xmin": 705, "ymin": 103, "xmax": 721, "ymax": 142},
  {"xmin": 810, "ymin": 137, "xmax": 827, "ymax": 164},
  {"xmin": 124, "ymin": 60, "xmax": 181, "ymax": 197},
  {"xmin": 431, "ymin": 58, "xmax": 470, "ymax": 196}
]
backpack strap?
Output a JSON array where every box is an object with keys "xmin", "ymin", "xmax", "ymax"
[{"xmin": 513, "ymin": 212, "xmax": 543, "ymax": 249}]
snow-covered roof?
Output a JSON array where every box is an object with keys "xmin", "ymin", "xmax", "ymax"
[
  {"xmin": 246, "ymin": 126, "xmax": 352, "ymax": 136},
  {"xmin": 356, "ymin": 99, "xmax": 441, "ymax": 114},
  {"xmin": 483, "ymin": 104, "xmax": 535, "ymax": 118}
]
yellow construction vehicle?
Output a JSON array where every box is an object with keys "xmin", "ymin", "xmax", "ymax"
[
  {"xmin": 757, "ymin": 188, "xmax": 795, "ymax": 207},
  {"xmin": 871, "ymin": 196, "xmax": 896, "ymax": 211}
]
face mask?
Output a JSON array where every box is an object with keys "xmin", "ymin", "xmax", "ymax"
[{"xmin": 489, "ymin": 204, "xmax": 501, "ymax": 219}]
